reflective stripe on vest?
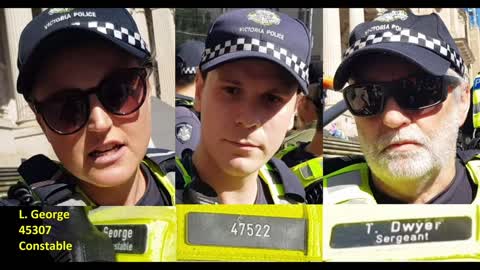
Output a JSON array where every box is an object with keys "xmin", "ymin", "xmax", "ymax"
[
  {"xmin": 290, "ymin": 157, "xmax": 323, "ymax": 188},
  {"xmin": 142, "ymin": 156, "xmax": 175, "ymax": 204},
  {"xmin": 176, "ymin": 157, "xmax": 192, "ymax": 188},
  {"xmin": 258, "ymin": 165, "xmax": 289, "ymax": 204},
  {"xmin": 323, "ymin": 163, "xmax": 376, "ymax": 204},
  {"xmin": 275, "ymin": 145, "xmax": 323, "ymax": 188},
  {"xmin": 176, "ymin": 98, "xmax": 195, "ymax": 108},
  {"xmin": 176, "ymin": 204, "xmax": 322, "ymax": 261},
  {"xmin": 88, "ymin": 206, "xmax": 177, "ymax": 262},
  {"xmin": 324, "ymin": 158, "xmax": 480, "ymax": 205}
]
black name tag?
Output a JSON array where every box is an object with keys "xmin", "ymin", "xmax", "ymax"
[
  {"xmin": 187, "ymin": 212, "xmax": 306, "ymax": 251},
  {"xmin": 330, "ymin": 216, "xmax": 472, "ymax": 248},
  {"xmin": 96, "ymin": 224, "xmax": 148, "ymax": 254}
]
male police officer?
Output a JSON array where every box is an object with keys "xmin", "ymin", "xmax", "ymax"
[
  {"xmin": 176, "ymin": 8, "xmax": 311, "ymax": 204},
  {"xmin": 276, "ymin": 62, "xmax": 324, "ymax": 203},
  {"xmin": 460, "ymin": 72, "xmax": 480, "ymax": 149},
  {"xmin": 175, "ymin": 40, "xmax": 204, "ymax": 158},
  {"xmin": 324, "ymin": 10, "xmax": 480, "ymax": 204}
]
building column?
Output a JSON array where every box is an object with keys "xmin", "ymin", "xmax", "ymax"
[
  {"xmin": 151, "ymin": 8, "xmax": 175, "ymax": 107},
  {"xmin": 349, "ymin": 8, "xmax": 364, "ymax": 32},
  {"xmin": 4, "ymin": 8, "xmax": 35, "ymax": 124},
  {"xmin": 128, "ymin": 8, "xmax": 159, "ymax": 99},
  {"xmin": 322, "ymin": 8, "xmax": 342, "ymax": 80}
]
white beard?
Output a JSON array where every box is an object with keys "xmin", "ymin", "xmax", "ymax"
[{"xmin": 358, "ymin": 108, "xmax": 461, "ymax": 187}]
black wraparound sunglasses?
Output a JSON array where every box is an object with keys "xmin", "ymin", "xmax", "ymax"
[{"xmin": 343, "ymin": 74, "xmax": 461, "ymax": 117}]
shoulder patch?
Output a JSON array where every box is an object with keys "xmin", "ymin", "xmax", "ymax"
[{"xmin": 176, "ymin": 123, "xmax": 193, "ymax": 143}]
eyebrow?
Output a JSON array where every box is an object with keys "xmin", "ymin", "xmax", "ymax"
[
  {"xmin": 220, "ymin": 78, "xmax": 242, "ymax": 86},
  {"xmin": 221, "ymin": 78, "xmax": 296, "ymax": 95}
]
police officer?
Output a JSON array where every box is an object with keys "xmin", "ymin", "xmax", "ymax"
[
  {"xmin": 176, "ymin": 8, "xmax": 311, "ymax": 204},
  {"xmin": 324, "ymin": 10, "xmax": 480, "ymax": 204},
  {"xmin": 276, "ymin": 62, "xmax": 324, "ymax": 203},
  {"xmin": 175, "ymin": 40, "xmax": 204, "ymax": 158},
  {"xmin": 460, "ymin": 72, "xmax": 480, "ymax": 149},
  {"xmin": 1, "ymin": 8, "xmax": 174, "ymax": 206}
]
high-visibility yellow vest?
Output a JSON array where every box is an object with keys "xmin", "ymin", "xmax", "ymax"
[
  {"xmin": 275, "ymin": 144, "xmax": 323, "ymax": 188},
  {"xmin": 88, "ymin": 206, "xmax": 176, "ymax": 262},
  {"xmin": 472, "ymin": 75, "xmax": 480, "ymax": 129},
  {"xmin": 176, "ymin": 204, "xmax": 322, "ymax": 261}
]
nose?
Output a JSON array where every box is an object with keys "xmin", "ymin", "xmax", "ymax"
[
  {"xmin": 381, "ymin": 97, "xmax": 412, "ymax": 129},
  {"xmin": 86, "ymin": 95, "xmax": 113, "ymax": 133},
  {"xmin": 234, "ymin": 102, "xmax": 262, "ymax": 129}
]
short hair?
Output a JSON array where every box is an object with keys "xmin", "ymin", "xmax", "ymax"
[{"xmin": 199, "ymin": 59, "xmax": 300, "ymax": 92}]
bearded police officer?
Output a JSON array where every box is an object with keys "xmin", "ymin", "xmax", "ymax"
[{"xmin": 324, "ymin": 10, "xmax": 479, "ymax": 204}]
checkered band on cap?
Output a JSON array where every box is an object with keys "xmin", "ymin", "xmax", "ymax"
[
  {"xmin": 344, "ymin": 28, "xmax": 466, "ymax": 77},
  {"xmin": 201, "ymin": 37, "xmax": 309, "ymax": 83},
  {"xmin": 70, "ymin": 21, "xmax": 149, "ymax": 53},
  {"xmin": 181, "ymin": 67, "xmax": 196, "ymax": 75}
]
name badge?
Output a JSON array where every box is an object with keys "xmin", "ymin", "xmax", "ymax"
[
  {"xmin": 187, "ymin": 212, "xmax": 306, "ymax": 251},
  {"xmin": 96, "ymin": 224, "xmax": 148, "ymax": 254},
  {"xmin": 330, "ymin": 216, "xmax": 472, "ymax": 248}
]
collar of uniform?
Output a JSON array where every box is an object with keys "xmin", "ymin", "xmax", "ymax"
[
  {"xmin": 368, "ymin": 158, "xmax": 474, "ymax": 204},
  {"xmin": 135, "ymin": 162, "xmax": 165, "ymax": 206},
  {"xmin": 185, "ymin": 175, "xmax": 270, "ymax": 205},
  {"xmin": 175, "ymin": 93, "xmax": 195, "ymax": 102},
  {"xmin": 74, "ymin": 163, "xmax": 165, "ymax": 206}
]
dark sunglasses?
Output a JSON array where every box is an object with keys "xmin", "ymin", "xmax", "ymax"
[
  {"xmin": 343, "ymin": 74, "xmax": 461, "ymax": 117},
  {"xmin": 32, "ymin": 67, "xmax": 148, "ymax": 135}
]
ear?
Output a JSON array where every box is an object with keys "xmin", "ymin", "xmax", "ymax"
[
  {"xmin": 194, "ymin": 70, "xmax": 205, "ymax": 113},
  {"xmin": 458, "ymin": 82, "xmax": 471, "ymax": 126}
]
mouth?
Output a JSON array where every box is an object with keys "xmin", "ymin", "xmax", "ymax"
[
  {"xmin": 383, "ymin": 140, "xmax": 422, "ymax": 152},
  {"xmin": 224, "ymin": 139, "xmax": 261, "ymax": 150},
  {"xmin": 88, "ymin": 142, "xmax": 126, "ymax": 165}
]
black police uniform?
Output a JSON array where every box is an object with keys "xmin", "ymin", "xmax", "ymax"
[
  {"xmin": 175, "ymin": 94, "xmax": 201, "ymax": 158},
  {"xmin": 175, "ymin": 40, "xmax": 204, "ymax": 158},
  {"xmin": 280, "ymin": 142, "xmax": 316, "ymax": 168}
]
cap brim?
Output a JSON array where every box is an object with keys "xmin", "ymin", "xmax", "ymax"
[
  {"xmin": 200, "ymin": 51, "xmax": 309, "ymax": 94},
  {"xmin": 18, "ymin": 26, "xmax": 149, "ymax": 95},
  {"xmin": 333, "ymin": 42, "xmax": 451, "ymax": 90}
]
